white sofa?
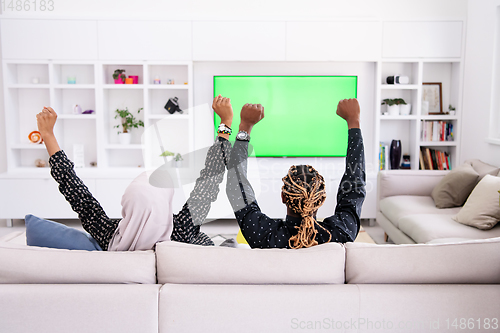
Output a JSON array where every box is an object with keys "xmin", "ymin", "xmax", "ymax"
[
  {"xmin": 377, "ymin": 167, "xmax": 500, "ymax": 244},
  {"xmin": 1, "ymin": 231, "xmax": 500, "ymax": 333}
]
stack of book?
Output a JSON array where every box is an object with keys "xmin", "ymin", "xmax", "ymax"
[
  {"xmin": 419, "ymin": 147, "xmax": 452, "ymax": 170},
  {"xmin": 379, "ymin": 142, "xmax": 390, "ymax": 170},
  {"xmin": 421, "ymin": 120, "xmax": 454, "ymax": 142}
]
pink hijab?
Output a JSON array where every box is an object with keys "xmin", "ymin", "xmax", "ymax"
[{"xmin": 108, "ymin": 172, "xmax": 174, "ymax": 251}]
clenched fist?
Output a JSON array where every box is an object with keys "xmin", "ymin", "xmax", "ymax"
[
  {"xmin": 240, "ymin": 103, "xmax": 264, "ymax": 134},
  {"xmin": 336, "ymin": 99, "xmax": 360, "ymax": 129},
  {"xmin": 36, "ymin": 107, "xmax": 58, "ymax": 137},
  {"xmin": 212, "ymin": 95, "xmax": 233, "ymax": 127}
]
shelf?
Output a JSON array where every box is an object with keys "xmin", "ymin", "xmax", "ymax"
[
  {"xmin": 420, "ymin": 115, "xmax": 458, "ymax": 120},
  {"xmin": 419, "ymin": 141, "xmax": 457, "ymax": 146},
  {"xmin": 103, "ymin": 84, "xmax": 144, "ymax": 89},
  {"xmin": 148, "ymin": 114, "xmax": 189, "ymax": 120},
  {"xmin": 54, "ymin": 84, "xmax": 96, "ymax": 89},
  {"xmin": 147, "ymin": 84, "xmax": 189, "ymax": 89},
  {"xmin": 7, "ymin": 84, "xmax": 50, "ymax": 89},
  {"xmin": 381, "ymin": 84, "xmax": 419, "ymax": 90},
  {"xmin": 58, "ymin": 114, "xmax": 97, "ymax": 120},
  {"xmin": 105, "ymin": 144, "xmax": 145, "ymax": 150},
  {"xmin": 11, "ymin": 144, "xmax": 46, "ymax": 150},
  {"xmin": 380, "ymin": 115, "xmax": 418, "ymax": 120}
]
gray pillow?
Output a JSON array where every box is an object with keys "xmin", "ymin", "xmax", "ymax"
[
  {"xmin": 465, "ymin": 159, "xmax": 500, "ymax": 181},
  {"xmin": 431, "ymin": 163, "xmax": 480, "ymax": 208},
  {"xmin": 453, "ymin": 175, "xmax": 500, "ymax": 230}
]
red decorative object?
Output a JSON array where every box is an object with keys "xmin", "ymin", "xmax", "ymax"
[{"xmin": 28, "ymin": 131, "xmax": 43, "ymax": 144}]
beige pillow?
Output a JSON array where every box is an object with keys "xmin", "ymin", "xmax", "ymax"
[
  {"xmin": 453, "ymin": 175, "xmax": 500, "ymax": 230},
  {"xmin": 155, "ymin": 241, "xmax": 345, "ymax": 284},
  {"xmin": 431, "ymin": 163, "xmax": 480, "ymax": 208},
  {"xmin": 465, "ymin": 159, "xmax": 500, "ymax": 180},
  {"xmin": 345, "ymin": 238, "xmax": 500, "ymax": 284}
]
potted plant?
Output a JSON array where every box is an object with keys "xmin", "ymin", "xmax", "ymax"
[
  {"xmin": 114, "ymin": 107, "xmax": 144, "ymax": 144},
  {"xmin": 395, "ymin": 98, "xmax": 411, "ymax": 116},
  {"xmin": 448, "ymin": 104, "xmax": 456, "ymax": 116},
  {"xmin": 113, "ymin": 69, "xmax": 126, "ymax": 84},
  {"xmin": 174, "ymin": 153, "xmax": 183, "ymax": 168},
  {"xmin": 382, "ymin": 98, "xmax": 400, "ymax": 116}
]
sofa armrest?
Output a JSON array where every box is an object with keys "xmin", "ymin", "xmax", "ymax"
[{"xmin": 377, "ymin": 171, "xmax": 447, "ymax": 203}]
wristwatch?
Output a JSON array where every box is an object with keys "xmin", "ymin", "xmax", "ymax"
[{"xmin": 236, "ymin": 130, "xmax": 250, "ymax": 141}]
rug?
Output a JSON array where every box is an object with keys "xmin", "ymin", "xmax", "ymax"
[{"xmin": 354, "ymin": 226, "xmax": 376, "ymax": 244}]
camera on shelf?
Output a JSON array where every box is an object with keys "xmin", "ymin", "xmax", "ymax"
[
  {"xmin": 386, "ymin": 75, "xmax": 409, "ymax": 84},
  {"xmin": 164, "ymin": 97, "xmax": 183, "ymax": 114}
]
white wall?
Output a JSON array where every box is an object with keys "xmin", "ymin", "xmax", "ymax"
[{"xmin": 460, "ymin": 0, "xmax": 500, "ymax": 166}]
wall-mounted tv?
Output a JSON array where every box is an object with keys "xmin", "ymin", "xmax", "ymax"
[{"xmin": 213, "ymin": 75, "xmax": 357, "ymax": 157}]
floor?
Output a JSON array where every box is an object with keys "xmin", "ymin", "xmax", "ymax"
[{"xmin": 0, "ymin": 218, "xmax": 392, "ymax": 245}]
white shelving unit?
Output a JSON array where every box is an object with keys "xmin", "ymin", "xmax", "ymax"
[
  {"xmin": 2, "ymin": 60, "xmax": 193, "ymax": 173},
  {"xmin": 375, "ymin": 59, "xmax": 463, "ymax": 171}
]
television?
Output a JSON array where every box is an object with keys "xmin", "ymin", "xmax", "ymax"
[{"xmin": 213, "ymin": 75, "xmax": 357, "ymax": 157}]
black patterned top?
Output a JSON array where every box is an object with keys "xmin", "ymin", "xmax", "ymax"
[
  {"xmin": 49, "ymin": 137, "xmax": 231, "ymax": 250},
  {"xmin": 226, "ymin": 128, "xmax": 366, "ymax": 248}
]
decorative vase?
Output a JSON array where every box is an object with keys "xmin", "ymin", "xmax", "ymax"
[
  {"xmin": 390, "ymin": 140, "xmax": 402, "ymax": 170},
  {"xmin": 387, "ymin": 105, "xmax": 400, "ymax": 116},
  {"xmin": 129, "ymin": 75, "xmax": 139, "ymax": 84},
  {"xmin": 400, "ymin": 104, "xmax": 411, "ymax": 116},
  {"xmin": 73, "ymin": 104, "xmax": 82, "ymax": 114},
  {"xmin": 119, "ymin": 132, "xmax": 132, "ymax": 145},
  {"xmin": 114, "ymin": 78, "xmax": 124, "ymax": 84},
  {"xmin": 125, "ymin": 78, "xmax": 134, "ymax": 84}
]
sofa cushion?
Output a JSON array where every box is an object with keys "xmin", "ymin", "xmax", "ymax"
[
  {"xmin": 431, "ymin": 163, "xmax": 480, "ymax": 208},
  {"xmin": 155, "ymin": 241, "xmax": 345, "ymax": 284},
  {"xmin": 379, "ymin": 196, "xmax": 460, "ymax": 228},
  {"xmin": 25, "ymin": 214, "xmax": 102, "ymax": 251},
  {"xmin": 466, "ymin": 159, "xmax": 500, "ymax": 180},
  {"xmin": 453, "ymin": 175, "xmax": 500, "ymax": 230},
  {"xmin": 345, "ymin": 237, "xmax": 500, "ymax": 284},
  {"xmin": 398, "ymin": 214, "xmax": 500, "ymax": 244},
  {"xmin": 0, "ymin": 242, "xmax": 156, "ymax": 284}
]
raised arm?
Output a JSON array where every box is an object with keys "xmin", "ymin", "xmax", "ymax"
[
  {"xmin": 36, "ymin": 107, "xmax": 118, "ymax": 250},
  {"xmin": 322, "ymin": 99, "xmax": 366, "ymax": 242}
]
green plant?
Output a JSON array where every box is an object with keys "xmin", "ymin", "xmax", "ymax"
[
  {"xmin": 159, "ymin": 150, "xmax": 174, "ymax": 157},
  {"xmin": 174, "ymin": 153, "xmax": 183, "ymax": 162},
  {"xmin": 382, "ymin": 98, "xmax": 396, "ymax": 106},
  {"xmin": 114, "ymin": 107, "xmax": 144, "ymax": 134},
  {"xmin": 448, "ymin": 104, "xmax": 456, "ymax": 111},
  {"xmin": 113, "ymin": 69, "xmax": 126, "ymax": 83},
  {"xmin": 394, "ymin": 98, "xmax": 407, "ymax": 105}
]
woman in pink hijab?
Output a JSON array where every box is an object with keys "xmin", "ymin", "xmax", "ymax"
[{"xmin": 36, "ymin": 96, "xmax": 233, "ymax": 251}]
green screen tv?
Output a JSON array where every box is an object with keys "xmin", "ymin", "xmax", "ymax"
[{"xmin": 213, "ymin": 75, "xmax": 357, "ymax": 157}]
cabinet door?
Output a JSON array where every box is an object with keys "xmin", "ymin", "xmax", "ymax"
[
  {"xmin": 286, "ymin": 21, "xmax": 381, "ymax": 61},
  {"xmin": 0, "ymin": 178, "xmax": 96, "ymax": 219},
  {"xmin": 382, "ymin": 21, "xmax": 463, "ymax": 58},
  {"xmin": 97, "ymin": 21, "xmax": 192, "ymax": 60},
  {"xmin": 192, "ymin": 21, "xmax": 286, "ymax": 61},
  {"xmin": 0, "ymin": 19, "xmax": 98, "ymax": 60}
]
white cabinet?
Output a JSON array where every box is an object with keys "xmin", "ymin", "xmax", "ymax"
[
  {"xmin": 286, "ymin": 21, "xmax": 381, "ymax": 61},
  {"xmin": 192, "ymin": 21, "xmax": 286, "ymax": 61},
  {"xmin": 382, "ymin": 21, "xmax": 463, "ymax": 58},
  {"xmin": 97, "ymin": 21, "xmax": 192, "ymax": 60},
  {"xmin": 0, "ymin": 19, "xmax": 98, "ymax": 60}
]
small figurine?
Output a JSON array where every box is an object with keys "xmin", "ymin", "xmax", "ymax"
[
  {"xmin": 35, "ymin": 159, "xmax": 46, "ymax": 168},
  {"xmin": 90, "ymin": 161, "xmax": 97, "ymax": 167},
  {"xmin": 73, "ymin": 104, "xmax": 82, "ymax": 114}
]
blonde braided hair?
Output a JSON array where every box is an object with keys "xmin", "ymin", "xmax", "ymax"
[{"xmin": 282, "ymin": 165, "xmax": 331, "ymax": 249}]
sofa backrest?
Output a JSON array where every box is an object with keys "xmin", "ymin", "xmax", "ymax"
[
  {"xmin": 377, "ymin": 171, "xmax": 445, "ymax": 204},
  {"xmin": 345, "ymin": 237, "xmax": 500, "ymax": 284},
  {"xmin": 0, "ymin": 242, "xmax": 157, "ymax": 284},
  {"xmin": 155, "ymin": 241, "xmax": 345, "ymax": 284}
]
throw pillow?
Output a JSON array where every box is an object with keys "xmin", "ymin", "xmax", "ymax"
[
  {"xmin": 431, "ymin": 163, "xmax": 480, "ymax": 208},
  {"xmin": 465, "ymin": 159, "xmax": 500, "ymax": 181},
  {"xmin": 25, "ymin": 214, "xmax": 102, "ymax": 251},
  {"xmin": 452, "ymin": 175, "xmax": 500, "ymax": 230}
]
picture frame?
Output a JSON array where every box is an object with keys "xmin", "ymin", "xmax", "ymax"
[{"xmin": 422, "ymin": 82, "xmax": 443, "ymax": 114}]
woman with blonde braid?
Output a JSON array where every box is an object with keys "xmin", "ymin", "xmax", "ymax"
[{"xmin": 226, "ymin": 99, "xmax": 365, "ymax": 248}]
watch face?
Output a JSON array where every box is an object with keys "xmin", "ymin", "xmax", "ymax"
[{"xmin": 237, "ymin": 131, "xmax": 249, "ymax": 140}]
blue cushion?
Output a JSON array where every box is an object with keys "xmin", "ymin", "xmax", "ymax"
[{"xmin": 25, "ymin": 214, "xmax": 102, "ymax": 251}]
